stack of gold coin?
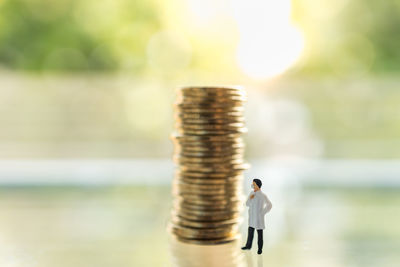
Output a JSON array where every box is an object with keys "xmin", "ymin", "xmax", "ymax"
[{"xmin": 167, "ymin": 86, "xmax": 249, "ymax": 245}]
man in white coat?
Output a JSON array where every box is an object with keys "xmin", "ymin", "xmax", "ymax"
[{"xmin": 241, "ymin": 178, "xmax": 272, "ymax": 254}]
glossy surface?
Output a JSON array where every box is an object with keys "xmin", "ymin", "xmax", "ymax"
[{"xmin": 0, "ymin": 185, "xmax": 399, "ymax": 267}]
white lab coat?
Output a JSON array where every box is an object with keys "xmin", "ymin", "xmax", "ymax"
[{"xmin": 245, "ymin": 190, "xmax": 272, "ymax": 230}]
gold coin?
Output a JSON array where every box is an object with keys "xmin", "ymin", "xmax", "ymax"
[
  {"xmin": 177, "ymin": 90, "xmax": 246, "ymax": 99},
  {"xmin": 172, "ymin": 211, "xmax": 241, "ymax": 224},
  {"xmin": 174, "ymin": 112, "xmax": 244, "ymax": 120},
  {"xmin": 175, "ymin": 193, "xmax": 241, "ymax": 202},
  {"xmin": 174, "ymin": 105, "xmax": 244, "ymax": 111},
  {"xmin": 175, "ymin": 120, "xmax": 245, "ymax": 126},
  {"xmin": 178, "ymin": 177, "xmax": 243, "ymax": 186},
  {"xmin": 174, "ymin": 206, "xmax": 242, "ymax": 216},
  {"xmin": 171, "ymin": 214, "xmax": 242, "ymax": 228},
  {"xmin": 171, "ymin": 138, "xmax": 244, "ymax": 145},
  {"xmin": 171, "ymin": 136, "xmax": 244, "ymax": 143},
  {"xmin": 174, "ymin": 117, "xmax": 245, "ymax": 125},
  {"xmin": 171, "ymin": 142, "xmax": 244, "ymax": 148},
  {"xmin": 174, "ymin": 148, "xmax": 244, "ymax": 154},
  {"xmin": 171, "ymin": 132, "xmax": 243, "ymax": 140},
  {"xmin": 173, "ymin": 186, "xmax": 242, "ymax": 196},
  {"xmin": 177, "ymin": 90, "xmax": 246, "ymax": 98},
  {"xmin": 174, "ymin": 102, "xmax": 244, "ymax": 110},
  {"xmin": 172, "ymin": 179, "xmax": 243, "ymax": 190},
  {"xmin": 174, "ymin": 204, "xmax": 243, "ymax": 215},
  {"xmin": 174, "ymin": 154, "xmax": 244, "ymax": 160},
  {"xmin": 173, "ymin": 155, "xmax": 244, "ymax": 163},
  {"xmin": 176, "ymin": 128, "xmax": 247, "ymax": 136},
  {"xmin": 173, "ymin": 203, "xmax": 243, "ymax": 215},
  {"xmin": 173, "ymin": 145, "xmax": 245, "ymax": 153},
  {"xmin": 173, "ymin": 203, "xmax": 242, "ymax": 215},
  {"xmin": 174, "ymin": 192, "xmax": 244, "ymax": 200},
  {"xmin": 174, "ymin": 106, "xmax": 245, "ymax": 112},
  {"xmin": 172, "ymin": 199, "xmax": 242, "ymax": 211},
  {"xmin": 176, "ymin": 170, "xmax": 245, "ymax": 178},
  {"xmin": 178, "ymin": 85, "xmax": 245, "ymax": 92},
  {"xmin": 176, "ymin": 91, "xmax": 247, "ymax": 100},
  {"xmin": 178, "ymin": 177, "xmax": 244, "ymax": 186},
  {"xmin": 173, "ymin": 157, "xmax": 244, "ymax": 165},
  {"xmin": 168, "ymin": 223, "xmax": 239, "ymax": 239},
  {"xmin": 176, "ymin": 96, "xmax": 247, "ymax": 104},
  {"xmin": 173, "ymin": 150, "xmax": 244, "ymax": 157},
  {"xmin": 172, "ymin": 186, "xmax": 243, "ymax": 197},
  {"xmin": 174, "ymin": 180, "xmax": 243, "ymax": 186},
  {"xmin": 175, "ymin": 98, "xmax": 244, "ymax": 104},
  {"xmin": 173, "ymin": 210, "xmax": 241, "ymax": 222},
  {"xmin": 177, "ymin": 161, "xmax": 248, "ymax": 168},
  {"xmin": 173, "ymin": 180, "xmax": 241, "ymax": 190},
  {"xmin": 168, "ymin": 224, "xmax": 240, "ymax": 243},
  {"xmin": 177, "ymin": 88, "xmax": 246, "ymax": 96},
  {"xmin": 175, "ymin": 122, "xmax": 246, "ymax": 130},
  {"xmin": 178, "ymin": 162, "xmax": 250, "ymax": 172},
  {"xmin": 174, "ymin": 195, "xmax": 244, "ymax": 206},
  {"xmin": 173, "ymin": 198, "xmax": 244, "ymax": 207},
  {"xmin": 169, "ymin": 220, "xmax": 240, "ymax": 233}
]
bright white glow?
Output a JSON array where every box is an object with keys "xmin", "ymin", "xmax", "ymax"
[
  {"xmin": 232, "ymin": 0, "xmax": 304, "ymax": 79},
  {"xmin": 186, "ymin": 0, "xmax": 219, "ymax": 25}
]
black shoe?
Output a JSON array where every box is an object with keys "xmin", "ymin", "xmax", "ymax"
[
  {"xmin": 257, "ymin": 249, "xmax": 262, "ymax": 254},
  {"xmin": 241, "ymin": 246, "xmax": 251, "ymax": 250}
]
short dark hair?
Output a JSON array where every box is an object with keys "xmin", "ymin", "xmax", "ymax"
[{"xmin": 253, "ymin": 178, "xmax": 262, "ymax": 188}]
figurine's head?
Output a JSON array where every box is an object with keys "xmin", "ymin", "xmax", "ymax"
[{"xmin": 252, "ymin": 178, "xmax": 262, "ymax": 191}]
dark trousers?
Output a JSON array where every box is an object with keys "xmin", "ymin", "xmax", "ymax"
[{"xmin": 245, "ymin": 226, "xmax": 263, "ymax": 250}]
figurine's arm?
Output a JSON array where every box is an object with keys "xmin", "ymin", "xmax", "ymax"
[
  {"xmin": 245, "ymin": 192, "xmax": 253, "ymax": 207},
  {"xmin": 262, "ymin": 194, "xmax": 272, "ymax": 214}
]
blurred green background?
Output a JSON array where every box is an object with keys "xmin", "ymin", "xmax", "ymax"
[{"xmin": 0, "ymin": 0, "xmax": 399, "ymax": 266}]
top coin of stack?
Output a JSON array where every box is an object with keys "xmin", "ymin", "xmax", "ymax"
[{"xmin": 168, "ymin": 86, "xmax": 249, "ymax": 245}]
